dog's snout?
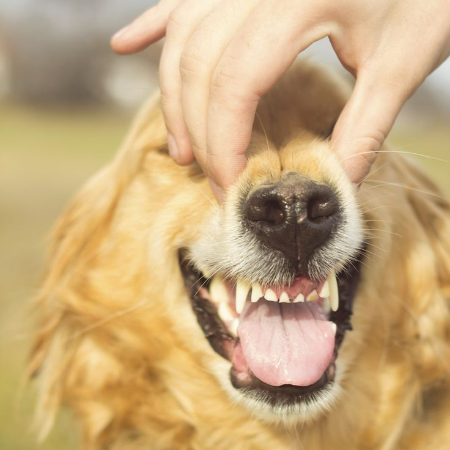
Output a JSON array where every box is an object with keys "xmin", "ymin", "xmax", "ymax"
[{"xmin": 244, "ymin": 172, "xmax": 341, "ymax": 274}]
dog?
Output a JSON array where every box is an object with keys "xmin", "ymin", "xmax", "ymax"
[{"xmin": 30, "ymin": 60, "xmax": 450, "ymax": 450}]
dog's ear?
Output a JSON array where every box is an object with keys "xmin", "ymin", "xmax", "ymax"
[
  {"xmin": 28, "ymin": 94, "xmax": 167, "ymax": 439},
  {"xmin": 392, "ymin": 157, "xmax": 450, "ymax": 383},
  {"xmin": 398, "ymin": 158, "xmax": 450, "ymax": 281}
]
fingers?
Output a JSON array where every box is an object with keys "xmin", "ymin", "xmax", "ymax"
[
  {"xmin": 111, "ymin": 0, "xmax": 182, "ymax": 55},
  {"xmin": 205, "ymin": 3, "xmax": 329, "ymax": 187},
  {"xmin": 331, "ymin": 70, "xmax": 412, "ymax": 184},
  {"xmin": 159, "ymin": 0, "xmax": 222, "ymax": 165},
  {"xmin": 178, "ymin": 0, "xmax": 260, "ymax": 171}
]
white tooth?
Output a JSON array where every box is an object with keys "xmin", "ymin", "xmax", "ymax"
[
  {"xmin": 209, "ymin": 276, "xmax": 229, "ymax": 305},
  {"xmin": 306, "ymin": 290, "xmax": 318, "ymax": 302},
  {"xmin": 236, "ymin": 279, "xmax": 251, "ymax": 314},
  {"xmin": 279, "ymin": 291, "xmax": 290, "ymax": 303},
  {"xmin": 322, "ymin": 297, "xmax": 331, "ymax": 316},
  {"xmin": 218, "ymin": 302, "xmax": 234, "ymax": 323},
  {"xmin": 264, "ymin": 289, "xmax": 278, "ymax": 302},
  {"xmin": 331, "ymin": 322, "xmax": 337, "ymax": 335},
  {"xmin": 230, "ymin": 319, "xmax": 239, "ymax": 336},
  {"xmin": 319, "ymin": 280, "xmax": 330, "ymax": 298},
  {"xmin": 294, "ymin": 293, "xmax": 304, "ymax": 303},
  {"xmin": 329, "ymin": 272, "xmax": 339, "ymax": 312},
  {"xmin": 251, "ymin": 282, "xmax": 263, "ymax": 303}
]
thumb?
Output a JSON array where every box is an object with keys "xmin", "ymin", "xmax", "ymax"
[{"xmin": 331, "ymin": 71, "xmax": 411, "ymax": 184}]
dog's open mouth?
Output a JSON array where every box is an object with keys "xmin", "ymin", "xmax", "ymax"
[{"xmin": 180, "ymin": 252, "xmax": 362, "ymax": 405}]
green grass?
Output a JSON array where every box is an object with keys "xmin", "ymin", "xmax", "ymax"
[
  {"xmin": 0, "ymin": 102, "xmax": 131, "ymax": 450},
  {"xmin": 390, "ymin": 126, "xmax": 450, "ymax": 193},
  {"xmin": 0, "ymin": 101, "xmax": 448, "ymax": 449}
]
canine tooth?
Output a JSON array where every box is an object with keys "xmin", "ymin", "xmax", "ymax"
[
  {"xmin": 209, "ymin": 276, "xmax": 229, "ymax": 305},
  {"xmin": 294, "ymin": 293, "xmax": 304, "ymax": 303},
  {"xmin": 251, "ymin": 282, "xmax": 263, "ymax": 303},
  {"xmin": 329, "ymin": 272, "xmax": 339, "ymax": 312},
  {"xmin": 264, "ymin": 289, "xmax": 278, "ymax": 302},
  {"xmin": 236, "ymin": 279, "xmax": 250, "ymax": 314},
  {"xmin": 218, "ymin": 302, "xmax": 234, "ymax": 323},
  {"xmin": 319, "ymin": 280, "xmax": 330, "ymax": 298},
  {"xmin": 306, "ymin": 290, "xmax": 318, "ymax": 302},
  {"xmin": 279, "ymin": 291, "xmax": 290, "ymax": 303},
  {"xmin": 230, "ymin": 319, "xmax": 239, "ymax": 336},
  {"xmin": 331, "ymin": 322, "xmax": 337, "ymax": 336},
  {"xmin": 322, "ymin": 297, "xmax": 331, "ymax": 316}
]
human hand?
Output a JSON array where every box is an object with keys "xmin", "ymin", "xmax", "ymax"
[{"xmin": 112, "ymin": 0, "xmax": 450, "ymax": 193}]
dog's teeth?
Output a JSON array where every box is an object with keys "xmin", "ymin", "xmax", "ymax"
[
  {"xmin": 218, "ymin": 302, "xmax": 234, "ymax": 323},
  {"xmin": 331, "ymin": 322, "xmax": 337, "ymax": 336},
  {"xmin": 329, "ymin": 272, "xmax": 339, "ymax": 312},
  {"xmin": 279, "ymin": 291, "xmax": 290, "ymax": 303},
  {"xmin": 264, "ymin": 289, "xmax": 278, "ymax": 302},
  {"xmin": 230, "ymin": 319, "xmax": 239, "ymax": 336},
  {"xmin": 306, "ymin": 290, "xmax": 318, "ymax": 302},
  {"xmin": 236, "ymin": 279, "xmax": 250, "ymax": 314},
  {"xmin": 251, "ymin": 282, "xmax": 263, "ymax": 303},
  {"xmin": 294, "ymin": 293, "xmax": 304, "ymax": 303},
  {"xmin": 319, "ymin": 280, "xmax": 330, "ymax": 298},
  {"xmin": 210, "ymin": 276, "xmax": 229, "ymax": 305},
  {"xmin": 322, "ymin": 297, "xmax": 331, "ymax": 316}
]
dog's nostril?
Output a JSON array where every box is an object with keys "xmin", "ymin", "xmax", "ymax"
[
  {"xmin": 307, "ymin": 193, "xmax": 340, "ymax": 223},
  {"xmin": 245, "ymin": 196, "xmax": 285, "ymax": 226}
]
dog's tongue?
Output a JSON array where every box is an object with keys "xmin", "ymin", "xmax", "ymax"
[{"xmin": 238, "ymin": 301, "xmax": 335, "ymax": 387}]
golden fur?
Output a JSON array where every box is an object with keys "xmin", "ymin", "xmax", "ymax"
[{"xmin": 30, "ymin": 61, "xmax": 450, "ymax": 449}]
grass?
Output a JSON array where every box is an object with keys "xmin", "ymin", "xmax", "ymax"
[
  {"xmin": 0, "ymin": 101, "xmax": 448, "ymax": 449},
  {"xmin": 0, "ymin": 102, "xmax": 131, "ymax": 450}
]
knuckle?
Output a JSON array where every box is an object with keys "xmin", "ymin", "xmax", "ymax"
[
  {"xmin": 179, "ymin": 50, "xmax": 209, "ymax": 82},
  {"xmin": 211, "ymin": 63, "xmax": 238, "ymax": 91},
  {"xmin": 358, "ymin": 131, "xmax": 386, "ymax": 154},
  {"xmin": 166, "ymin": 9, "xmax": 186, "ymax": 37},
  {"xmin": 159, "ymin": 91, "xmax": 173, "ymax": 111}
]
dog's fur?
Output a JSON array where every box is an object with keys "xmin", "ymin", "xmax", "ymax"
[{"xmin": 30, "ymin": 61, "xmax": 450, "ymax": 449}]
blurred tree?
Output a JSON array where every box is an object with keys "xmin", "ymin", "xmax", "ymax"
[{"xmin": 0, "ymin": 0, "xmax": 160, "ymax": 105}]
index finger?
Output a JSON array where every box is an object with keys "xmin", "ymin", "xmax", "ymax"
[
  {"xmin": 205, "ymin": 5, "xmax": 329, "ymax": 188},
  {"xmin": 111, "ymin": 0, "xmax": 182, "ymax": 55}
]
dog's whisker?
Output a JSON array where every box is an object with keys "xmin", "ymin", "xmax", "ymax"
[
  {"xmin": 358, "ymin": 161, "xmax": 392, "ymax": 187},
  {"xmin": 255, "ymin": 112, "xmax": 271, "ymax": 153},
  {"xmin": 67, "ymin": 298, "xmax": 150, "ymax": 341},
  {"xmin": 186, "ymin": 177, "xmax": 216, "ymax": 207},
  {"xmin": 361, "ymin": 205, "xmax": 397, "ymax": 214},
  {"xmin": 341, "ymin": 149, "xmax": 450, "ymax": 165},
  {"xmin": 365, "ymin": 242, "xmax": 388, "ymax": 254},
  {"xmin": 362, "ymin": 228, "xmax": 404, "ymax": 238},
  {"xmin": 364, "ymin": 180, "xmax": 449, "ymax": 201},
  {"xmin": 364, "ymin": 219, "xmax": 397, "ymax": 225}
]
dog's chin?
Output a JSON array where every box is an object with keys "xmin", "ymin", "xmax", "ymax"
[{"xmin": 180, "ymin": 248, "xmax": 363, "ymax": 423}]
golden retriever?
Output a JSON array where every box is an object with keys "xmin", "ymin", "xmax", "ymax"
[{"xmin": 30, "ymin": 60, "xmax": 450, "ymax": 450}]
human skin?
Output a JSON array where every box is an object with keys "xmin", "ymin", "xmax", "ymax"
[{"xmin": 111, "ymin": 0, "xmax": 450, "ymax": 197}]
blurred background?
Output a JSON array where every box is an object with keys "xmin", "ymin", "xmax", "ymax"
[{"xmin": 0, "ymin": 1, "xmax": 448, "ymax": 449}]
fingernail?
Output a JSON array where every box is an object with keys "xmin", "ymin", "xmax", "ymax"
[
  {"xmin": 208, "ymin": 179, "xmax": 225, "ymax": 202},
  {"xmin": 167, "ymin": 133, "xmax": 179, "ymax": 161},
  {"xmin": 112, "ymin": 25, "xmax": 130, "ymax": 40}
]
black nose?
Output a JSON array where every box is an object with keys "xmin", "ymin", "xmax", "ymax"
[{"xmin": 244, "ymin": 172, "xmax": 341, "ymax": 274}]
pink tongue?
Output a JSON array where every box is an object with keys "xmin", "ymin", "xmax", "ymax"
[{"xmin": 238, "ymin": 301, "xmax": 335, "ymax": 387}]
